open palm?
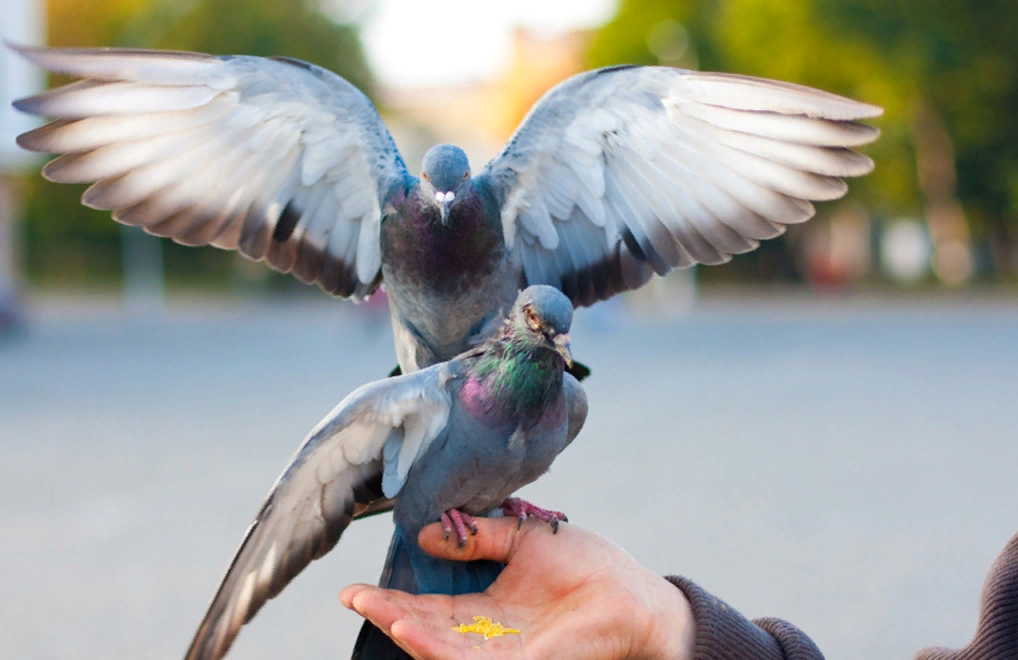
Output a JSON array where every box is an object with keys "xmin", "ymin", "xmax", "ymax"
[{"xmin": 340, "ymin": 517, "xmax": 693, "ymax": 660}]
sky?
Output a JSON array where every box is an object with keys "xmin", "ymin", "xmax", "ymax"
[{"xmin": 360, "ymin": 0, "xmax": 616, "ymax": 88}]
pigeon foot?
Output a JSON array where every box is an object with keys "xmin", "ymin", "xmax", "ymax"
[
  {"xmin": 500, "ymin": 497, "xmax": 568, "ymax": 533},
  {"xmin": 440, "ymin": 508, "xmax": 479, "ymax": 548}
]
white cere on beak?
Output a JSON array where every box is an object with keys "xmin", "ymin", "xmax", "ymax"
[{"xmin": 434, "ymin": 191, "xmax": 455, "ymax": 203}]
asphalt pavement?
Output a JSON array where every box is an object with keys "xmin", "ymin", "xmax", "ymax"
[{"xmin": 2, "ymin": 291, "xmax": 1016, "ymax": 660}]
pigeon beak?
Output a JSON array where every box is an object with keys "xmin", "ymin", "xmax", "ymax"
[
  {"xmin": 553, "ymin": 333, "xmax": 573, "ymax": 368},
  {"xmin": 435, "ymin": 191, "xmax": 454, "ymax": 225}
]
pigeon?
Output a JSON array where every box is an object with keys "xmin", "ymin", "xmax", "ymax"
[
  {"xmin": 183, "ymin": 285, "xmax": 588, "ymax": 660},
  {"xmin": 9, "ymin": 43, "xmax": 882, "ymax": 376}
]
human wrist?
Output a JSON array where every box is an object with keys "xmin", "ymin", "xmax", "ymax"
[{"xmin": 637, "ymin": 573, "xmax": 696, "ymax": 659}]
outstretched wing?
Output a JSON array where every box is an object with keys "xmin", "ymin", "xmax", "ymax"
[
  {"xmin": 184, "ymin": 363, "xmax": 457, "ymax": 660},
  {"xmin": 9, "ymin": 43, "xmax": 410, "ymax": 299},
  {"xmin": 479, "ymin": 65, "xmax": 882, "ymax": 307}
]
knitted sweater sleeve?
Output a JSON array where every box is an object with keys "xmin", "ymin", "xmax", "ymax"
[
  {"xmin": 664, "ymin": 576, "xmax": 825, "ymax": 660},
  {"xmin": 664, "ymin": 529, "xmax": 1018, "ymax": 660},
  {"xmin": 913, "ymin": 530, "xmax": 1018, "ymax": 660}
]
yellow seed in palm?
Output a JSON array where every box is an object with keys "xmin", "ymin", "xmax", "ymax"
[{"xmin": 451, "ymin": 615, "xmax": 520, "ymax": 640}]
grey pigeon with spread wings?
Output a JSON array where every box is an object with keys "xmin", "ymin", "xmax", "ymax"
[
  {"xmin": 184, "ymin": 285, "xmax": 587, "ymax": 660},
  {"xmin": 10, "ymin": 43, "xmax": 881, "ymax": 373}
]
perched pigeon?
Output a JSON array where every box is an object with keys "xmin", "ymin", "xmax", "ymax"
[
  {"xmin": 9, "ymin": 43, "xmax": 881, "ymax": 375},
  {"xmin": 183, "ymin": 285, "xmax": 588, "ymax": 660}
]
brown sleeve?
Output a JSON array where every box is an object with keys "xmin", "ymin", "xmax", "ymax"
[
  {"xmin": 665, "ymin": 576, "xmax": 825, "ymax": 660},
  {"xmin": 667, "ymin": 528, "xmax": 1018, "ymax": 660},
  {"xmin": 913, "ymin": 530, "xmax": 1018, "ymax": 660}
]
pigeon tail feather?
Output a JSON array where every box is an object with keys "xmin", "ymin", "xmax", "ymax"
[
  {"xmin": 352, "ymin": 622, "xmax": 410, "ymax": 660},
  {"xmin": 351, "ymin": 532, "xmax": 416, "ymax": 660}
]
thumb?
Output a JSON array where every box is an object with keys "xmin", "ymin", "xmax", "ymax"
[{"xmin": 418, "ymin": 516, "xmax": 523, "ymax": 563}]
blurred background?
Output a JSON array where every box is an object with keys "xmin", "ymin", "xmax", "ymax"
[{"xmin": 1, "ymin": 1, "xmax": 1016, "ymax": 659}]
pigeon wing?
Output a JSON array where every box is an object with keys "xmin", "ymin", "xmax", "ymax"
[
  {"xmin": 9, "ymin": 43, "xmax": 410, "ymax": 299},
  {"xmin": 478, "ymin": 65, "xmax": 882, "ymax": 307},
  {"xmin": 562, "ymin": 372, "xmax": 588, "ymax": 450},
  {"xmin": 184, "ymin": 363, "xmax": 456, "ymax": 660}
]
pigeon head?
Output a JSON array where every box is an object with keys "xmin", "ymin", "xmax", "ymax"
[
  {"xmin": 508, "ymin": 285, "xmax": 574, "ymax": 367},
  {"xmin": 421, "ymin": 144, "xmax": 470, "ymax": 223}
]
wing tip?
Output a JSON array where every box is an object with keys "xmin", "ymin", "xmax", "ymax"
[
  {"xmin": 3, "ymin": 39, "xmax": 35, "ymax": 59},
  {"xmin": 853, "ymin": 102, "xmax": 885, "ymax": 120},
  {"xmin": 39, "ymin": 157, "xmax": 64, "ymax": 183},
  {"xmin": 860, "ymin": 124, "xmax": 882, "ymax": 145},
  {"xmin": 11, "ymin": 95, "xmax": 41, "ymax": 116},
  {"xmin": 855, "ymin": 152, "xmax": 876, "ymax": 176},
  {"xmin": 6, "ymin": 42, "xmax": 221, "ymax": 84},
  {"xmin": 14, "ymin": 126, "xmax": 45, "ymax": 151}
]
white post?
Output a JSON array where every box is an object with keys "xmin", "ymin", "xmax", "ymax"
[{"xmin": 1, "ymin": 0, "xmax": 45, "ymax": 330}]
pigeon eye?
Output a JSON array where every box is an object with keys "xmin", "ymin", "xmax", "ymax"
[
  {"xmin": 524, "ymin": 307, "xmax": 541, "ymax": 331},
  {"xmin": 422, "ymin": 172, "xmax": 429, "ymax": 181},
  {"xmin": 462, "ymin": 171, "xmax": 468, "ymax": 180}
]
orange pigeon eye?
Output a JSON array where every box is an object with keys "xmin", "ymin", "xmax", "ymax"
[
  {"xmin": 524, "ymin": 306, "xmax": 541, "ymax": 331},
  {"xmin": 422, "ymin": 172, "xmax": 429, "ymax": 181},
  {"xmin": 462, "ymin": 171, "xmax": 468, "ymax": 180}
]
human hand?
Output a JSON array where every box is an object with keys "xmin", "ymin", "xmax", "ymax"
[{"xmin": 340, "ymin": 517, "xmax": 695, "ymax": 660}]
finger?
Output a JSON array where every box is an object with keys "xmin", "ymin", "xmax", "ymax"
[
  {"xmin": 418, "ymin": 516, "xmax": 522, "ymax": 563},
  {"xmin": 339, "ymin": 583, "xmax": 374, "ymax": 610},
  {"xmin": 343, "ymin": 585, "xmax": 467, "ymax": 632},
  {"xmin": 345, "ymin": 586, "xmax": 417, "ymax": 633},
  {"xmin": 390, "ymin": 619, "xmax": 469, "ymax": 660}
]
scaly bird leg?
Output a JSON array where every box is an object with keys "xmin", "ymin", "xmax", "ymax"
[
  {"xmin": 440, "ymin": 508, "xmax": 479, "ymax": 548},
  {"xmin": 500, "ymin": 497, "xmax": 568, "ymax": 533}
]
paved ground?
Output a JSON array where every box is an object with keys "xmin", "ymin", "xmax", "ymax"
[{"xmin": 2, "ymin": 292, "xmax": 1017, "ymax": 660}]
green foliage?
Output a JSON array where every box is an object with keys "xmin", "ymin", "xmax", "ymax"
[
  {"xmin": 19, "ymin": 174, "xmax": 122, "ymax": 286},
  {"xmin": 147, "ymin": 0, "xmax": 374, "ymax": 95},
  {"xmin": 19, "ymin": 0, "xmax": 375, "ymax": 290},
  {"xmin": 587, "ymin": 0, "xmax": 1018, "ymax": 279},
  {"xmin": 819, "ymin": 0, "xmax": 1018, "ymax": 234},
  {"xmin": 587, "ymin": 1, "xmax": 721, "ymax": 71}
]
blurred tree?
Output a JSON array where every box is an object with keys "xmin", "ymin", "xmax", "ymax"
[
  {"xmin": 20, "ymin": 0, "xmax": 375, "ymax": 289},
  {"xmin": 819, "ymin": 0, "xmax": 1018, "ymax": 277},
  {"xmin": 587, "ymin": 0, "xmax": 1018, "ymax": 282},
  {"xmin": 146, "ymin": 0, "xmax": 373, "ymax": 95}
]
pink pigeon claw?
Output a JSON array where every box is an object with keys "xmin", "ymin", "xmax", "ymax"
[
  {"xmin": 440, "ymin": 508, "xmax": 479, "ymax": 548},
  {"xmin": 500, "ymin": 497, "xmax": 568, "ymax": 533}
]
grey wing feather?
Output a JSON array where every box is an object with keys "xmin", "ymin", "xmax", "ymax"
[
  {"xmin": 479, "ymin": 65, "xmax": 882, "ymax": 307},
  {"xmin": 562, "ymin": 372, "xmax": 587, "ymax": 449},
  {"xmin": 8, "ymin": 43, "xmax": 409, "ymax": 299},
  {"xmin": 184, "ymin": 363, "xmax": 457, "ymax": 660}
]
